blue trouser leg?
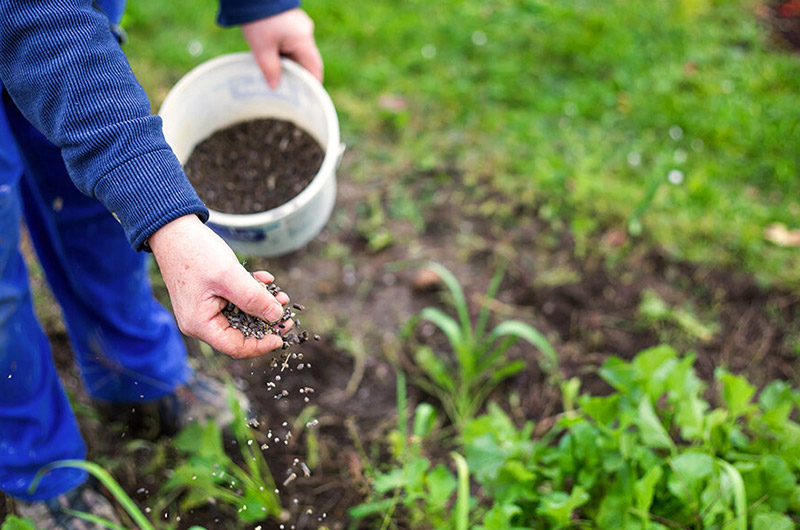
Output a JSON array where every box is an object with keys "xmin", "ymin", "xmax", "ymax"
[
  {"xmin": 0, "ymin": 87, "xmax": 192, "ymax": 499},
  {"xmin": 0, "ymin": 103, "xmax": 87, "ymax": 500}
]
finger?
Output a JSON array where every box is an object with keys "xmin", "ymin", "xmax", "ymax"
[
  {"xmin": 254, "ymin": 47, "xmax": 283, "ymax": 89},
  {"xmin": 289, "ymin": 40, "xmax": 324, "ymax": 83},
  {"xmin": 252, "ymin": 270, "xmax": 275, "ymax": 284},
  {"xmin": 252, "ymin": 270, "xmax": 290, "ymax": 305},
  {"xmin": 220, "ymin": 266, "xmax": 284, "ymax": 322}
]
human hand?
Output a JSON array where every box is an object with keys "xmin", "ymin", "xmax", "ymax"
[
  {"xmin": 241, "ymin": 8, "xmax": 323, "ymax": 89},
  {"xmin": 149, "ymin": 214, "xmax": 290, "ymax": 359}
]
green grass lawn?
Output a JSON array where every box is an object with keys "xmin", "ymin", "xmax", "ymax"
[{"xmin": 125, "ymin": 0, "xmax": 800, "ymax": 287}]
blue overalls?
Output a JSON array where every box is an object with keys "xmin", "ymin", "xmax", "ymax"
[{"xmin": 0, "ymin": 0, "xmax": 191, "ymax": 500}]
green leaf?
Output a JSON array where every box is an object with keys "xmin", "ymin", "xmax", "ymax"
[
  {"xmin": 419, "ymin": 307, "xmax": 464, "ymax": 353},
  {"xmin": 674, "ymin": 392, "xmax": 708, "ymax": 441},
  {"xmin": 412, "ymin": 402, "xmax": 438, "ymax": 440},
  {"xmin": 414, "ymin": 345, "xmax": 455, "ymax": 393},
  {"xmin": 425, "ymin": 262, "xmax": 471, "ymax": 337},
  {"xmin": 451, "ymin": 452, "xmax": 471, "ymax": 530},
  {"xmin": 759, "ymin": 380, "xmax": 795, "ymax": 426},
  {"xmin": 488, "ymin": 359, "xmax": 526, "ymax": 385},
  {"xmin": 716, "ymin": 369, "xmax": 755, "ymax": 419},
  {"xmin": 475, "ymin": 262, "xmax": 507, "ymax": 343},
  {"xmin": 717, "ymin": 460, "xmax": 747, "ymax": 530},
  {"xmin": 348, "ymin": 498, "xmax": 397, "ymax": 520},
  {"xmin": 752, "ymin": 512, "xmax": 795, "ymax": 530},
  {"xmin": 490, "ymin": 320, "xmax": 559, "ymax": 376},
  {"xmin": 1, "ymin": 516, "xmax": 38, "ymax": 530},
  {"xmin": 426, "ymin": 465, "xmax": 457, "ymax": 508},
  {"xmin": 637, "ymin": 396, "xmax": 674, "ymax": 450},
  {"xmin": 634, "ymin": 465, "xmax": 663, "ymax": 518},
  {"xmin": 758, "ymin": 455, "xmax": 797, "ymax": 512},
  {"xmin": 632, "ymin": 345, "xmax": 678, "ymax": 399},
  {"xmin": 579, "ymin": 394, "xmax": 620, "ymax": 426},
  {"xmin": 30, "ymin": 460, "xmax": 155, "ymax": 530},
  {"xmin": 537, "ymin": 487, "xmax": 590, "ymax": 526},
  {"xmin": 599, "ymin": 356, "xmax": 637, "ymax": 394},
  {"xmin": 667, "ymin": 452, "xmax": 714, "ymax": 504},
  {"xmin": 481, "ymin": 503, "xmax": 523, "ymax": 530}
]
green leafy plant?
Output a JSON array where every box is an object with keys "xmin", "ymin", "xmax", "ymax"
[
  {"xmin": 158, "ymin": 387, "xmax": 281, "ymax": 524},
  {"xmin": 357, "ymin": 346, "xmax": 800, "ymax": 528},
  {"xmin": 460, "ymin": 345, "xmax": 800, "ymax": 528},
  {"xmin": 407, "ymin": 262, "xmax": 560, "ymax": 427},
  {"xmin": 350, "ymin": 372, "xmax": 472, "ymax": 530}
]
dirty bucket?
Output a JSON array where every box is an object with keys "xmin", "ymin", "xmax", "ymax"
[{"xmin": 159, "ymin": 52, "xmax": 341, "ymax": 257}]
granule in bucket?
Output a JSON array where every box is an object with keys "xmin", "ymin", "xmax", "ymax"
[{"xmin": 184, "ymin": 118, "xmax": 324, "ymax": 215}]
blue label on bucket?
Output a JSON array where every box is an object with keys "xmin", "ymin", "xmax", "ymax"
[{"xmin": 209, "ymin": 223, "xmax": 279, "ymax": 242}]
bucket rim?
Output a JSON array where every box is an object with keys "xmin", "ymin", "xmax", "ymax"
[{"xmin": 159, "ymin": 51, "xmax": 340, "ymax": 229}]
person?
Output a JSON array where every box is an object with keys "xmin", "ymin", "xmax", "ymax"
[{"xmin": 0, "ymin": 0, "xmax": 323, "ymax": 527}]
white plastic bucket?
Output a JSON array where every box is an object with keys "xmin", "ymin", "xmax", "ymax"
[{"xmin": 159, "ymin": 52, "xmax": 342, "ymax": 257}]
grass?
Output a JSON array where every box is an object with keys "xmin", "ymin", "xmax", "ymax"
[{"xmin": 124, "ymin": 0, "xmax": 800, "ymax": 288}]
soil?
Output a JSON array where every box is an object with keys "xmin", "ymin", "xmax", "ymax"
[
  {"xmin": 3, "ymin": 160, "xmax": 799, "ymax": 527},
  {"xmin": 184, "ymin": 118, "xmax": 324, "ymax": 215},
  {"xmin": 764, "ymin": 1, "xmax": 800, "ymax": 50}
]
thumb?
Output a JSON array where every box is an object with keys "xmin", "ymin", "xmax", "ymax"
[
  {"xmin": 254, "ymin": 47, "xmax": 283, "ymax": 89},
  {"xmin": 221, "ymin": 268, "xmax": 284, "ymax": 323}
]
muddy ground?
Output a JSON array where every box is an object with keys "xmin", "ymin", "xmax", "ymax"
[{"xmin": 2, "ymin": 148, "xmax": 798, "ymax": 529}]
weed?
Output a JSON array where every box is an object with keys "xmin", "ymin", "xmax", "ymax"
[
  {"xmin": 407, "ymin": 262, "xmax": 560, "ymax": 427},
  {"xmin": 158, "ymin": 386, "xmax": 281, "ymax": 525},
  {"xmin": 350, "ymin": 372, "xmax": 471, "ymax": 530}
]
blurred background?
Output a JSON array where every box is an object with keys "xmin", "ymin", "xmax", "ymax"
[{"xmin": 126, "ymin": 0, "xmax": 800, "ymax": 287}]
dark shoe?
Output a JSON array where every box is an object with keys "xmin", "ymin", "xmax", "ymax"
[
  {"xmin": 95, "ymin": 374, "xmax": 250, "ymax": 438},
  {"xmin": 14, "ymin": 479, "xmax": 121, "ymax": 530}
]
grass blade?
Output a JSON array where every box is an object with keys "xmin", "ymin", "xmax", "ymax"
[
  {"xmin": 30, "ymin": 460, "xmax": 155, "ymax": 530},
  {"xmin": 451, "ymin": 452, "xmax": 470, "ymax": 530},
  {"xmin": 426, "ymin": 262, "xmax": 472, "ymax": 339},
  {"xmin": 717, "ymin": 460, "xmax": 747, "ymax": 530},
  {"xmin": 419, "ymin": 307, "xmax": 463, "ymax": 352},
  {"xmin": 61, "ymin": 508, "xmax": 130, "ymax": 530},
  {"xmin": 490, "ymin": 320, "xmax": 560, "ymax": 378},
  {"xmin": 474, "ymin": 262, "xmax": 507, "ymax": 343}
]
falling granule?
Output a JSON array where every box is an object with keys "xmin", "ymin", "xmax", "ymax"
[
  {"xmin": 261, "ymin": 443, "xmax": 269, "ymax": 450},
  {"xmin": 300, "ymin": 462, "xmax": 311, "ymax": 477},
  {"xmin": 306, "ymin": 419, "xmax": 319, "ymax": 428},
  {"xmin": 283, "ymin": 472, "xmax": 297, "ymax": 486}
]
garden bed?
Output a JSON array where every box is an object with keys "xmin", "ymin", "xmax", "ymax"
[{"xmin": 3, "ymin": 155, "xmax": 797, "ymax": 529}]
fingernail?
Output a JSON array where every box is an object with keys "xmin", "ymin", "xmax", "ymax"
[{"xmin": 264, "ymin": 303, "xmax": 283, "ymax": 323}]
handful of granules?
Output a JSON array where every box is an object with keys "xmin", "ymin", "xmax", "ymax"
[{"xmin": 221, "ymin": 277, "xmax": 320, "ymax": 349}]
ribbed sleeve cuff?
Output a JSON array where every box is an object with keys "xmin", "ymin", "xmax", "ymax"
[
  {"xmin": 93, "ymin": 148, "xmax": 209, "ymax": 251},
  {"xmin": 217, "ymin": 0, "xmax": 300, "ymax": 26}
]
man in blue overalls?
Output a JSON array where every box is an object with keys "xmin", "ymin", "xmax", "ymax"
[{"xmin": 0, "ymin": 0, "xmax": 322, "ymax": 526}]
